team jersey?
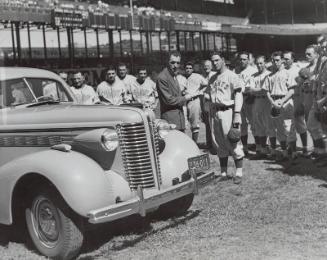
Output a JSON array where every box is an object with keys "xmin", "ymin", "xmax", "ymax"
[
  {"xmin": 204, "ymin": 71, "xmax": 216, "ymax": 82},
  {"xmin": 176, "ymin": 74, "xmax": 187, "ymax": 92},
  {"xmin": 248, "ymin": 70, "xmax": 271, "ymax": 96},
  {"xmin": 262, "ymin": 68, "xmax": 296, "ymax": 96},
  {"xmin": 119, "ymin": 74, "xmax": 136, "ymax": 93},
  {"xmin": 210, "ymin": 69, "xmax": 242, "ymax": 106},
  {"xmin": 96, "ymin": 80, "xmax": 126, "ymax": 105},
  {"xmin": 235, "ymin": 66, "xmax": 257, "ymax": 89},
  {"xmin": 184, "ymin": 73, "xmax": 208, "ymax": 95},
  {"xmin": 70, "ymin": 84, "xmax": 99, "ymax": 105},
  {"xmin": 286, "ymin": 65, "xmax": 300, "ymax": 89},
  {"xmin": 130, "ymin": 78, "xmax": 156, "ymax": 109}
]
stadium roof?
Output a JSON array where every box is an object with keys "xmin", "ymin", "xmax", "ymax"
[{"xmin": 222, "ymin": 23, "xmax": 327, "ymax": 36}]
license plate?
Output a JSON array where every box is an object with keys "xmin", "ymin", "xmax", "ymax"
[{"xmin": 188, "ymin": 153, "xmax": 210, "ymax": 176}]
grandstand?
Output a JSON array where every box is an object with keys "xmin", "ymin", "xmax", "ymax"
[{"xmin": 0, "ymin": 0, "xmax": 325, "ymax": 74}]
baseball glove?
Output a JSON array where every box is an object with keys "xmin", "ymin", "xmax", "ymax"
[
  {"xmin": 271, "ymin": 107, "xmax": 281, "ymax": 118},
  {"xmin": 227, "ymin": 125, "xmax": 241, "ymax": 143}
]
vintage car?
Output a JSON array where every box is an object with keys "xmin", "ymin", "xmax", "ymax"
[{"xmin": 0, "ymin": 67, "xmax": 214, "ymax": 260}]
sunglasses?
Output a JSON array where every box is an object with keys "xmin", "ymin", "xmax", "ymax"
[{"xmin": 169, "ymin": 61, "xmax": 180, "ymax": 65}]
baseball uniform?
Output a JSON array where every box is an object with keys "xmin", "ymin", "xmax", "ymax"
[
  {"xmin": 248, "ymin": 70, "xmax": 272, "ymax": 137},
  {"xmin": 209, "ymin": 69, "xmax": 244, "ymax": 160},
  {"xmin": 262, "ymin": 68, "xmax": 297, "ymax": 143},
  {"xmin": 184, "ymin": 73, "xmax": 208, "ymax": 133},
  {"xmin": 71, "ymin": 84, "xmax": 99, "ymax": 105},
  {"xmin": 235, "ymin": 66, "xmax": 257, "ymax": 137},
  {"xmin": 96, "ymin": 80, "xmax": 126, "ymax": 105}
]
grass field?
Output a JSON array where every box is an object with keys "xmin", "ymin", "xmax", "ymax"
[{"xmin": 1, "ymin": 124, "xmax": 327, "ymax": 260}]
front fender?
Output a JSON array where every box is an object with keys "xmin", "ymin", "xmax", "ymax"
[
  {"xmin": 0, "ymin": 149, "xmax": 119, "ymax": 225},
  {"xmin": 159, "ymin": 130, "xmax": 201, "ymax": 188}
]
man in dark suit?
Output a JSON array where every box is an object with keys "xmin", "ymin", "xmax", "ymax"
[{"xmin": 156, "ymin": 51, "xmax": 200, "ymax": 131}]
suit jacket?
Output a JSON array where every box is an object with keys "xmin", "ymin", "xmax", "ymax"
[{"xmin": 156, "ymin": 68, "xmax": 187, "ymax": 130}]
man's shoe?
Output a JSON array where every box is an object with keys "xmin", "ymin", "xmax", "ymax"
[
  {"xmin": 309, "ymin": 152, "xmax": 320, "ymax": 160},
  {"xmin": 233, "ymin": 176, "xmax": 242, "ymax": 185},
  {"xmin": 216, "ymin": 174, "xmax": 233, "ymax": 182},
  {"xmin": 252, "ymin": 152, "xmax": 266, "ymax": 160},
  {"xmin": 313, "ymin": 154, "xmax": 327, "ymax": 163},
  {"xmin": 301, "ymin": 150, "xmax": 310, "ymax": 158}
]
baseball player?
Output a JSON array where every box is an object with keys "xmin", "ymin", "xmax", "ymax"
[
  {"xmin": 130, "ymin": 67, "xmax": 157, "ymax": 119},
  {"xmin": 247, "ymin": 55, "xmax": 272, "ymax": 158},
  {"xmin": 283, "ymin": 51, "xmax": 303, "ymax": 158},
  {"xmin": 184, "ymin": 62, "xmax": 208, "ymax": 143},
  {"xmin": 262, "ymin": 51, "xmax": 297, "ymax": 161},
  {"xmin": 71, "ymin": 72, "xmax": 99, "ymax": 105},
  {"xmin": 96, "ymin": 66, "xmax": 127, "ymax": 105},
  {"xmin": 176, "ymin": 72, "xmax": 189, "ymax": 128},
  {"xmin": 202, "ymin": 60, "xmax": 217, "ymax": 149},
  {"xmin": 208, "ymin": 51, "xmax": 244, "ymax": 185},
  {"xmin": 293, "ymin": 45, "xmax": 319, "ymax": 157},
  {"xmin": 307, "ymin": 41, "xmax": 327, "ymax": 161},
  {"xmin": 234, "ymin": 52, "xmax": 257, "ymax": 156},
  {"xmin": 117, "ymin": 63, "xmax": 136, "ymax": 102}
]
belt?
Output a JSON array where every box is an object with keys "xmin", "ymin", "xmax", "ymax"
[
  {"xmin": 189, "ymin": 96, "xmax": 199, "ymax": 101},
  {"xmin": 271, "ymin": 95, "xmax": 285, "ymax": 100},
  {"xmin": 302, "ymin": 90, "xmax": 313, "ymax": 94},
  {"xmin": 211, "ymin": 104, "xmax": 234, "ymax": 111}
]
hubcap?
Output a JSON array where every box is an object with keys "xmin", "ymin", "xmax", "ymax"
[{"xmin": 31, "ymin": 196, "xmax": 60, "ymax": 248}]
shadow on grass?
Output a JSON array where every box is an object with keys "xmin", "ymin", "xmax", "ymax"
[
  {"xmin": 80, "ymin": 209, "xmax": 200, "ymax": 256},
  {"xmin": 263, "ymin": 154, "xmax": 327, "ymax": 182}
]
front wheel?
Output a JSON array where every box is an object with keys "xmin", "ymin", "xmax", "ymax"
[
  {"xmin": 155, "ymin": 194, "xmax": 194, "ymax": 219},
  {"xmin": 25, "ymin": 189, "xmax": 84, "ymax": 260}
]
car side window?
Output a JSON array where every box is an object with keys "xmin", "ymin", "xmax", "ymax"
[
  {"xmin": 25, "ymin": 78, "xmax": 71, "ymax": 102},
  {"xmin": 0, "ymin": 78, "xmax": 34, "ymax": 108}
]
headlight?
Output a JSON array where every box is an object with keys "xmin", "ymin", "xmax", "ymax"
[
  {"xmin": 101, "ymin": 129, "xmax": 119, "ymax": 151},
  {"xmin": 155, "ymin": 119, "xmax": 176, "ymax": 139}
]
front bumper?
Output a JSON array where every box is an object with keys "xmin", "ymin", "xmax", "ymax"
[{"xmin": 87, "ymin": 171, "xmax": 215, "ymax": 224}]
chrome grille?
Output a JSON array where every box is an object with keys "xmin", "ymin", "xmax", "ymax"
[
  {"xmin": 149, "ymin": 121, "xmax": 162, "ymax": 185},
  {"xmin": 0, "ymin": 135, "xmax": 73, "ymax": 147},
  {"xmin": 117, "ymin": 122, "xmax": 156, "ymax": 190}
]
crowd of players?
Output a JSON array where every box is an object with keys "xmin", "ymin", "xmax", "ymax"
[{"xmin": 58, "ymin": 34, "xmax": 327, "ymax": 184}]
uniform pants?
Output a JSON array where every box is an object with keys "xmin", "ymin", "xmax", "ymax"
[
  {"xmin": 307, "ymin": 107, "xmax": 325, "ymax": 140},
  {"xmin": 253, "ymin": 97, "xmax": 273, "ymax": 137},
  {"xmin": 303, "ymin": 93, "xmax": 313, "ymax": 122},
  {"xmin": 294, "ymin": 115, "xmax": 307, "ymax": 135},
  {"xmin": 270, "ymin": 99, "xmax": 296, "ymax": 143},
  {"xmin": 210, "ymin": 109, "xmax": 244, "ymax": 160},
  {"xmin": 241, "ymin": 102, "xmax": 255, "ymax": 136},
  {"xmin": 187, "ymin": 98, "xmax": 201, "ymax": 132}
]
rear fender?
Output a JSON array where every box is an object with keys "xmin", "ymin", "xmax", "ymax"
[{"xmin": 0, "ymin": 149, "xmax": 120, "ymax": 225}]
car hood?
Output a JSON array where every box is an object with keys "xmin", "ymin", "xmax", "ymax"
[{"xmin": 0, "ymin": 104, "xmax": 145, "ymax": 131}]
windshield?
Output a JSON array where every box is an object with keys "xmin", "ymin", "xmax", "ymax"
[{"xmin": 0, "ymin": 77, "xmax": 73, "ymax": 108}]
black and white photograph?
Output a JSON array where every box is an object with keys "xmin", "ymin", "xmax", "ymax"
[{"xmin": 1, "ymin": 0, "xmax": 327, "ymax": 259}]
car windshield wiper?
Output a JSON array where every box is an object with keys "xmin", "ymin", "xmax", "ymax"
[{"xmin": 27, "ymin": 98, "xmax": 60, "ymax": 107}]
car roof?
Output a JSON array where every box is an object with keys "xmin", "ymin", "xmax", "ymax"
[{"xmin": 0, "ymin": 67, "xmax": 62, "ymax": 81}]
